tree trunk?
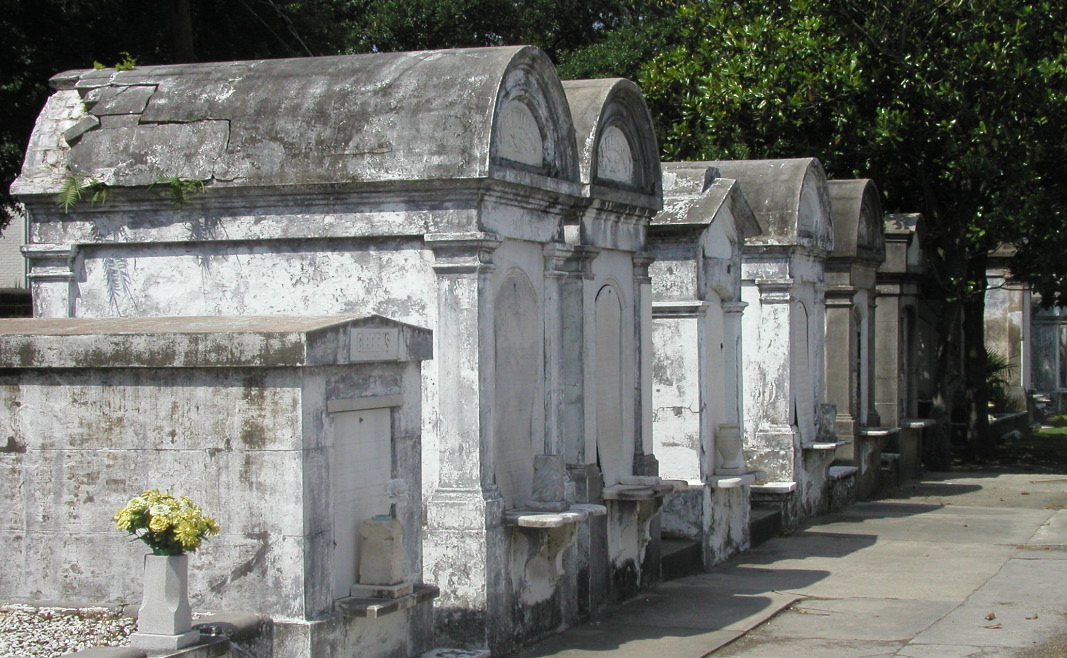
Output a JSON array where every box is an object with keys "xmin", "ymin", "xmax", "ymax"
[
  {"xmin": 926, "ymin": 296, "xmax": 961, "ymax": 471},
  {"xmin": 171, "ymin": 0, "xmax": 195, "ymax": 63},
  {"xmin": 961, "ymin": 251, "xmax": 993, "ymax": 455}
]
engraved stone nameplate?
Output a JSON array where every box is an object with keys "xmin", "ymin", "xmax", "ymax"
[{"xmin": 350, "ymin": 328, "xmax": 399, "ymax": 362}]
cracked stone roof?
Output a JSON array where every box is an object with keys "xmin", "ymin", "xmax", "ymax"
[{"xmin": 12, "ymin": 46, "xmax": 578, "ymax": 196}]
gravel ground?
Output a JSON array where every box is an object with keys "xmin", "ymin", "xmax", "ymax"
[{"xmin": 0, "ymin": 605, "xmax": 135, "ymax": 658}]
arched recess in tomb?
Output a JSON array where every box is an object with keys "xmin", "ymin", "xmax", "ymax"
[
  {"xmin": 490, "ymin": 49, "xmax": 580, "ymax": 185},
  {"xmin": 494, "ymin": 270, "xmax": 542, "ymax": 509},
  {"xmin": 901, "ymin": 305, "xmax": 917, "ymax": 418},
  {"xmin": 595, "ymin": 282, "xmax": 631, "ymax": 486},
  {"xmin": 792, "ymin": 300, "xmax": 814, "ymax": 444},
  {"xmin": 853, "ymin": 305, "xmax": 867, "ymax": 425},
  {"xmin": 561, "ymin": 77, "xmax": 661, "ymax": 201}
]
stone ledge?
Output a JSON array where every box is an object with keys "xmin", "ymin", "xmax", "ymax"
[
  {"xmin": 901, "ymin": 418, "xmax": 935, "ymax": 429},
  {"xmin": 750, "ymin": 481, "xmax": 797, "ymax": 494},
  {"xmin": 801, "ymin": 441, "xmax": 847, "ymax": 450},
  {"xmin": 193, "ymin": 612, "xmax": 263, "ymax": 641},
  {"xmin": 602, "ymin": 476, "xmax": 680, "ymax": 500},
  {"xmin": 828, "ymin": 465, "xmax": 858, "ymax": 481},
  {"xmin": 66, "ymin": 649, "xmax": 148, "ymax": 658},
  {"xmin": 503, "ymin": 505, "xmax": 602, "ymax": 528},
  {"xmin": 420, "ymin": 649, "xmax": 491, "ymax": 658},
  {"xmin": 335, "ymin": 584, "xmax": 439, "ymax": 619},
  {"xmin": 66, "ymin": 637, "xmax": 230, "ymax": 658},
  {"xmin": 707, "ymin": 473, "xmax": 757, "ymax": 489},
  {"xmin": 858, "ymin": 427, "xmax": 900, "ymax": 437}
]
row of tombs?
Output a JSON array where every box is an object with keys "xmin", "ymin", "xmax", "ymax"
[{"xmin": 0, "ymin": 47, "xmax": 938, "ymax": 657}]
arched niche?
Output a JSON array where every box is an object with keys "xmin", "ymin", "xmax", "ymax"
[
  {"xmin": 851, "ymin": 305, "xmax": 866, "ymax": 422},
  {"xmin": 490, "ymin": 49, "xmax": 579, "ymax": 184},
  {"xmin": 828, "ymin": 179, "xmax": 885, "ymax": 263},
  {"xmin": 494, "ymin": 270, "xmax": 542, "ymax": 509},
  {"xmin": 596, "ymin": 125, "xmax": 635, "ymax": 185},
  {"xmin": 791, "ymin": 300, "xmax": 814, "ymax": 444},
  {"xmin": 561, "ymin": 78, "xmax": 661, "ymax": 203},
  {"xmin": 797, "ymin": 165, "xmax": 834, "ymax": 251},
  {"xmin": 594, "ymin": 283, "xmax": 632, "ymax": 486}
]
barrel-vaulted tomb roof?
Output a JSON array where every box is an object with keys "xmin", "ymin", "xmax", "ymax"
[
  {"xmin": 827, "ymin": 178, "xmax": 885, "ymax": 263},
  {"xmin": 13, "ymin": 46, "xmax": 580, "ymax": 197},
  {"xmin": 561, "ymin": 78, "xmax": 661, "ymax": 210},
  {"xmin": 697, "ymin": 158, "xmax": 833, "ymax": 251}
]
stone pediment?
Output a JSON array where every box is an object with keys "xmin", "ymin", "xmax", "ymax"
[
  {"xmin": 14, "ymin": 46, "xmax": 579, "ymax": 197},
  {"xmin": 653, "ymin": 163, "xmax": 761, "ymax": 240}
]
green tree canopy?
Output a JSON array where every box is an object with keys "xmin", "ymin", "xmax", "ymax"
[{"xmin": 637, "ymin": 0, "xmax": 1067, "ymax": 460}]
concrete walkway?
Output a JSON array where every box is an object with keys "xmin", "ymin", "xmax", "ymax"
[{"xmin": 517, "ymin": 472, "xmax": 1067, "ymax": 657}]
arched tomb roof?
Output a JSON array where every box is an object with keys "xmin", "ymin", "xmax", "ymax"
[
  {"xmin": 561, "ymin": 79, "xmax": 661, "ymax": 210},
  {"xmin": 699, "ymin": 158, "xmax": 833, "ymax": 251},
  {"xmin": 14, "ymin": 46, "xmax": 579, "ymax": 196},
  {"xmin": 827, "ymin": 179, "xmax": 885, "ymax": 263},
  {"xmin": 653, "ymin": 162, "xmax": 760, "ymax": 239}
]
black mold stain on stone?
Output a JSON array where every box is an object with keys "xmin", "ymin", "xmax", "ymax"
[
  {"xmin": 0, "ymin": 436, "xmax": 26, "ymax": 453},
  {"xmin": 611, "ymin": 559, "xmax": 639, "ymax": 602}
]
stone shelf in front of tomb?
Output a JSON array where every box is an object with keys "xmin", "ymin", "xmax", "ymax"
[
  {"xmin": 801, "ymin": 440, "xmax": 848, "ymax": 451},
  {"xmin": 602, "ymin": 477, "xmax": 683, "ymax": 501},
  {"xmin": 706, "ymin": 473, "xmax": 758, "ymax": 489},
  {"xmin": 502, "ymin": 503, "xmax": 608, "ymax": 528},
  {"xmin": 335, "ymin": 584, "xmax": 440, "ymax": 619}
]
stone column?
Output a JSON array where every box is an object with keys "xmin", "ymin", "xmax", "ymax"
[
  {"xmin": 554, "ymin": 246, "xmax": 600, "ymax": 499},
  {"xmin": 722, "ymin": 300, "xmax": 748, "ymax": 432},
  {"xmin": 824, "ymin": 288, "xmax": 858, "ymax": 461},
  {"xmin": 423, "ymin": 232, "xmax": 503, "ymax": 648},
  {"xmin": 874, "ymin": 285, "xmax": 903, "ymax": 427},
  {"xmin": 543, "ymin": 245, "xmax": 570, "ymax": 459},
  {"xmin": 22, "ymin": 244, "xmax": 77, "ymax": 318},
  {"xmin": 746, "ymin": 279, "xmax": 796, "ymax": 481},
  {"xmin": 632, "ymin": 253, "xmax": 658, "ymax": 476},
  {"xmin": 866, "ymin": 290, "xmax": 881, "ymax": 427}
]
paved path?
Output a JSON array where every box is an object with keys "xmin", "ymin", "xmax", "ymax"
[{"xmin": 517, "ymin": 472, "xmax": 1067, "ymax": 657}]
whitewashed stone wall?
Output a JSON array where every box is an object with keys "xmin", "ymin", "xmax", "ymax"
[
  {"xmin": 648, "ymin": 163, "xmax": 761, "ymax": 566},
  {"xmin": 561, "ymin": 78, "xmax": 663, "ymax": 605},
  {"xmin": 12, "ymin": 48, "xmax": 665, "ymax": 655},
  {"xmin": 0, "ymin": 316, "xmax": 434, "ymax": 658},
  {"xmin": 875, "ymin": 213, "xmax": 937, "ymax": 480},
  {"xmin": 825, "ymin": 179, "xmax": 888, "ymax": 499},
  {"xmin": 702, "ymin": 159, "xmax": 836, "ymax": 526}
]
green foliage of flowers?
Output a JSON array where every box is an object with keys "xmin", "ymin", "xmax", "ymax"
[{"xmin": 114, "ymin": 489, "xmax": 220, "ymax": 555}]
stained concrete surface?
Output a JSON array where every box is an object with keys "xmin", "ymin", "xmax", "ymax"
[{"xmin": 516, "ymin": 472, "xmax": 1067, "ymax": 657}]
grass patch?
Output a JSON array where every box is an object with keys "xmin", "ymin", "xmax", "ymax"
[{"xmin": 954, "ymin": 415, "xmax": 1067, "ymax": 472}]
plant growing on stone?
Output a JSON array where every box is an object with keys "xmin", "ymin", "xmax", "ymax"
[
  {"xmin": 93, "ymin": 52, "xmax": 137, "ymax": 71},
  {"xmin": 114, "ymin": 489, "xmax": 220, "ymax": 555},
  {"xmin": 56, "ymin": 172, "xmax": 109, "ymax": 212},
  {"xmin": 153, "ymin": 176, "xmax": 206, "ymax": 208}
]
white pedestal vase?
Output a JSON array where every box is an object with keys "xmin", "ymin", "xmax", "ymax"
[
  {"xmin": 716, "ymin": 424, "xmax": 745, "ymax": 475},
  {"xmin": 129, "ymin": 554, "xmax": 200, "ymax": 650}
]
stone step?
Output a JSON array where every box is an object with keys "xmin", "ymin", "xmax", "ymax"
[
  {"xmin": 749, "ymin": 507, "xmax": 782, "ymax": 548},
  {"xmin": 660, "ymin": 538, "xmax": 703, "ymax": 580}
]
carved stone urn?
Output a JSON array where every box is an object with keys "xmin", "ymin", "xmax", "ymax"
[
  {"xmin": 716, "ymin": 424, "xmax": 745, "ymax": 475},
  {"xmin": 129, "ymin": 554, "xmax": 200, "ymax": 650}
]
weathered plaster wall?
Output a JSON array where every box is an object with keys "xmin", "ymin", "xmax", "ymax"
[{"xmin": 0, "ymin": 316, "xmax": 433, "ymax": 658}]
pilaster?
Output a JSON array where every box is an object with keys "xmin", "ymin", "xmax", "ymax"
[{"xmin": 22, "ymin": 244, "xmax": 78, "ymax": 318}]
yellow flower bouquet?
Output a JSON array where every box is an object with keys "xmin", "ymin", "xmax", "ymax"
[{"xmin": 114, "ymin": 489, "xmax": 220, "ymax": 555}]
